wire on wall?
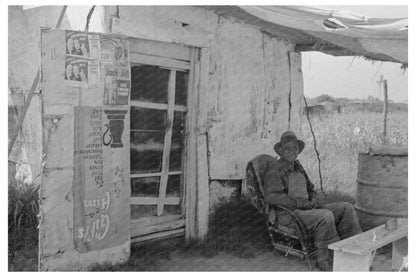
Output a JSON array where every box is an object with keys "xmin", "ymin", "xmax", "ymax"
[{"xmin": 303, "ymin": 95, "xmax": 325, "ymax": 195}]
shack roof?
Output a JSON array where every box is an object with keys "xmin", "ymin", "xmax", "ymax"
[{"xmin": 205, "ymin": 6, "xmax": 408, "ymax": 65}]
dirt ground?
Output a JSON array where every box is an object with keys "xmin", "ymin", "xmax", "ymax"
[{"xmin": 156, "ymin": 247, "xmax": 394, "ymax": 271}]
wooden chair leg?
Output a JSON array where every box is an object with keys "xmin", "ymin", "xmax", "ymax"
[{"xmin": 305, "ymin": 254, "xmax": 313, "ymax": 271}]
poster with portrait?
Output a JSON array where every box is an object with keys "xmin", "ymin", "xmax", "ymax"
[
  {"xmin": 100, "ymin": 35, "xmax": 130, "ymax": 67},
  {"xmin": 103, "ymin": 64, "xmax": 130, "ymax": 105},
  {"xmin": 64, "ymin": 56, "xmax": 99, "ymax": 88},
  {"xmin": 66, "ymin": 31, "xmax": 101, "ymax": 59}
]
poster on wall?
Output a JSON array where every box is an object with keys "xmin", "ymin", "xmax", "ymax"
[
  {"xmin": 64, "ymin": 31, "xmax": 130, "ymax": 102},
  {"xmin": 73, "ymin": 107, "xmax": 130, "ymax": 253},
  {"xmin": 66, "ymin": 31, "xmax": 101, "ymax": 59},
  {"xmin": 100, "ymin": 36, "xmax": 130, "ymax": 67},
  {"xmin": 103, "ymin": 64, "xmax": 131, "ymax": 105},
  {"xmin": 64, "ymin": 56, "xmax": 99, "ymax": 88}
]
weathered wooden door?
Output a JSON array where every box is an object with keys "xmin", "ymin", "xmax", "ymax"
[{"xmin": 128, "ymin": 43, "xmax": 192, "ymax": 243}]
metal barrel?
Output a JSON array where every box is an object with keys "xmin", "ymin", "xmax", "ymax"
[{"xmin": 355, "ymin": 145, "xmax": 408, "ymax": 230}]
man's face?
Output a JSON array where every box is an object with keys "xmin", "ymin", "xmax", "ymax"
[
  {"xmin": 66, "ymin": 64, "xmax": 73, "ymax": 76},
  {"xmin": 73, "ymin": 65, "xmax": 80, "ymax": 76},
  {"xmin": 280, "ymin": 141, "xmax": 299, "ymax": 162},
  {"xmin": 67, "ymin": 38, "xmax": 73, "ymax": 49},
  {"xmin": 74, "ymin": 39, "xmax": 80, "ymax": 50}
]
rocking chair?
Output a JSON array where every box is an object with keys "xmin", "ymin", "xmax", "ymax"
[{"xmin": 246, "ymin": 156, "xmax": 317, "ymax": 270}]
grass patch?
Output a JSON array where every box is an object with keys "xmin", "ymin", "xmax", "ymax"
[
  {"xmin": 8, "ymin": 174, "xmax": 39, "ymax": 271},
  {"xmin": 88, "ymin": 239, "xmax": 182, "ymax": 271},
  {"xmin": 300, "ymin": 111, "xmax": 407, "ymax": 195},
  {"xmin": 179, "ymin": 195, "xmax": 272, "ymax": 259}
]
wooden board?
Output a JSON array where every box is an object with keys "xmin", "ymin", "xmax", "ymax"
[
  {"xmin": 131, "ymin": 219, "xmax": 185, "ymax": 237},
  {"xmin": 131, "ymin": 228, "xmax": 185, "ymax": 244},
  {"xmin": 332, "ymin": 251, "xmax": 373, "ymax": 271},
  {"xmin": 129, "ymin": 37, "xmax": 191, "ymax": 61},
  {"xmin": 130, "ymin": 197, "xmax": 180, "ymax": 205},
  {"xmin": 195, "ymin": 47, "xmax": 210, "ymax": 238},
  {"xmin": 131, "ymin": 214, "xmax": 183, "ymax": 227},
  {"xmin": 185, "ymin": 47, "xmax": 198, "ymax": 240},
  {"xmin": 157, "ymin": 70, "xmax": 176, "ymax": 216},
  {"xmin": 329, "ymin": 218, "xmax": 407, "ymax": 255},
  {"xmin": 130, "ymin": 52, "xmax": 190, "ymax": 70},
  {"xmin": 129, "ymin": 100, "xmax": 187, "ymax": 112}
]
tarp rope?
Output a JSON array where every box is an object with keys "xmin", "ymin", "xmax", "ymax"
[
  {"xmin": 8, "ymin": 6, "xmax": 68, "ymax": 156},
  {"xmin": 303, "ymin": 95, "xmax": 325, "ymax": 195}
]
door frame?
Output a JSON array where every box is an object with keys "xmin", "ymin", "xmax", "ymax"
[{"xmin": 128, "ymin": 38, "xmax": 210, "ymax": 242}]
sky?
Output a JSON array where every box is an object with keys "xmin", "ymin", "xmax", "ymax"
[{"xmin": 302, "ymin": 5, "xmax": 408, "ymax": 102}]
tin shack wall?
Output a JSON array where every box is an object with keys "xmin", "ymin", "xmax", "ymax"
[{"xmin": 107, "ymin": 4, "xmax": 305, "ymax": 182}]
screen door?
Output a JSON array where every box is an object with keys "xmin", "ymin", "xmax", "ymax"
[{"xmin": 129, "ymin": 62, "xmax": 189, "ymax": 241}]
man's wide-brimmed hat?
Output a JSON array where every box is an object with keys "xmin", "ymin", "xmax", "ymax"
[{"xmin": 274, "ymin": 131, "xmax": 305, "ymax": 156}]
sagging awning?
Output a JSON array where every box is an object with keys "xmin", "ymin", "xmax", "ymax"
[{"xmin": 207, "ymin": 6, "xmax": 408, "ymax": 65}]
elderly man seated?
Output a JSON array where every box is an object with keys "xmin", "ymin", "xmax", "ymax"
[{"xmin": 264, "ymin": 131, "xmax": 362, "ymax": 271}]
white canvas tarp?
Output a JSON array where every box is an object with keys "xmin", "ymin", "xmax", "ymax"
[{"xmin": 239, "ymin": 6, "xmax": 408, "ymax": 64}]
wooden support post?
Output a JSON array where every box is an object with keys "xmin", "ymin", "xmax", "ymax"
[
  {"xmin": 8, "ymin": 70, "xmax": 40, "ymax": 155},
  {"xmin": 195, "ymin": 47, "xmax": 210, "ymax": 240},
  {"xmin": 392, "ymin": 236, "xmax": 408, "ymax": 271},
  {"xmin": 382, "ymin": 80, "xmax": 388, "ymax": 144},
  {"xmin": 377, "ymin": 75, "xmax": 384, "ymax": 99},
  {"xmin": 8, "ymin": 5, "xmax": 67, "ymax": 156},
  {"xmin": 185, "ymin": 48, "xmax": 198, "ymax": 240},
  {"xmin": 332, "ymin": 251, "xmax": 373, "ymax": 271}
]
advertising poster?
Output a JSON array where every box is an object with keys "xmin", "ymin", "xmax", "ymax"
[
  {"xmin": 103, "ymin": 64, "xmax": 130, "ymax": 105},
  {"xmin": 100, "ymin": 35, "xmax": 130, "ymax": 67},
  {"xmin": 64, "ymin": 57, "xmax": 99, "ymax": 88},
  {"xmin": 66, "ymin": 31, "xmax": 101, "ymax": 59},
  {"xmin": 73, "ymin": 107, "xmax": 130, "ymax": 252}
]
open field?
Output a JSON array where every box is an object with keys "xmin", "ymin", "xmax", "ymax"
[{"xmin": 300, "ymin": 111, "xmax": 408, "ymax": 196}]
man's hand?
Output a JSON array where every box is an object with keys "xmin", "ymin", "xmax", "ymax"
[
  {"xmin": 296, "ymin": 199, "xmax": 314, "ymax": 210},
  {"xmin": 311, "ymin": 197, "xmax": 322, "ymax": 208}
]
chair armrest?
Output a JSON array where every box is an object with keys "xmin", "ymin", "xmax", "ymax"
[{"xmin": 270, "ymin": 204, "xmax": 310, "ymax": 239}]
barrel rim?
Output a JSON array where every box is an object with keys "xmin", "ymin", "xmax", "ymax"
[
  {"xmin": 356, "ymin": 178, "xmax": 408, "ymax": 189},
  {"xmin": 354, "ymin": 204, "xmax": 407, "ymax": 217}
]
